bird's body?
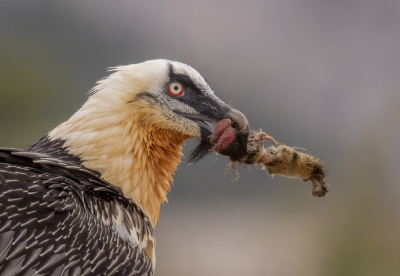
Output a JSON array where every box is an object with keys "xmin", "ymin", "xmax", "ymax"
[
  {"xmin": 0, "ymin": 60, "xmax": 249, "ymax": 275},
  {"xmin": 0, "ymin": 147, "xmax": 154, "ymax": 276}
]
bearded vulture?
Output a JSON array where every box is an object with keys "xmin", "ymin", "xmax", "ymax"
[{"xmin": 0, "ymin": 60, "xmax": 250, "ymax": 276}]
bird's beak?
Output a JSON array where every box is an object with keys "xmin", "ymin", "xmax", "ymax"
[
  {"xmin": 230, "ymin": 109, "xmax": 250, "ymax": 134},
  {"xmin": 178, "ymin": 107, "xmax": 250, "ymax": 164},
  {"xmin": 210, "ymin": 108, "xmax": 250, "ymax": 161},
  {"xmin": 175, "ymin": 108, "xmax": 249, "ymax": 135}
]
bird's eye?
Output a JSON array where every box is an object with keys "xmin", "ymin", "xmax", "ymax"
[{"xmin": 168, "ymin": 82, "xmax": 184, "ymax": 96}]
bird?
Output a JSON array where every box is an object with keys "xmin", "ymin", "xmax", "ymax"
[{"xmin": 0, "ymin": 60, "xmax": 250, "ymax": 276}]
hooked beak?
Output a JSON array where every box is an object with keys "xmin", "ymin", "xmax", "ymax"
[
  {"xmin": 175, "ymin": 108, "xmax": 250, "ymax": 163},
  {"xmin": 230, "ymin": 109, "xmax": 250, "ymax": 134},
  {"xmin": 175, "ymin": 109, "xmax": 249, "ymax": 134}
]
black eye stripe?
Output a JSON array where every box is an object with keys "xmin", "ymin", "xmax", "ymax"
[
  {"xmin": 168, "ymin": 63, "xmax": 199, "ymax": 90},
  {"xmin": 167, "ymin": 62, "xmax": 231, "ymax": 122}
]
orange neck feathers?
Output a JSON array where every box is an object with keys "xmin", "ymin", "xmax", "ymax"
[
  {"xmin": 50, "ymin": 95, "xmax": 191, "ymax": 226},
  {"xmin": 122, "ymin": 123, "xmax": 189, "ymax": 225}
]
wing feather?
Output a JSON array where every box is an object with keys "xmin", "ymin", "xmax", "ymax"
[{"xmin": 0, "ymin": 148, "xmax": 154, "ymax": 276}]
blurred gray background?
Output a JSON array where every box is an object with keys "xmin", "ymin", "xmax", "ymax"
[{"xmin": 1, "ymin": 1, "xmax": 400, "ymax": 275}]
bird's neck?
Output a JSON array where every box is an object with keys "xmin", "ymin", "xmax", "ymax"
[{"xmin": 48, "ymin": 98, "xmax": 189, "ymax": 226}]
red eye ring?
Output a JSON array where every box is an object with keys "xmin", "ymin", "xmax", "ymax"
[{"xmin": 168, "ymin": 82, "xmax": 184, "ymax": 96}]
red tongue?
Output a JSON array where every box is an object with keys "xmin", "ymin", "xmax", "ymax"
[
  {"xmin": 211, "ymin": 119, "xmax": 236, "ymax": 151},
  {"xmin": 214, "ymin": 127, "xmax": 236, "ymax": 151},
  {"xmin": 210, "ymin": 119, "xmax": 232, "ymax": 144}
]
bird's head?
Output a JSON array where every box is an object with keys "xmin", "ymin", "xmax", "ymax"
[
  {"xmin": 93, "ymin": 59, "xmax": 249, "ymax": 162},
  {"xmin": 50, "ymin": 59, "xmax": 249, "ymax": 225}
]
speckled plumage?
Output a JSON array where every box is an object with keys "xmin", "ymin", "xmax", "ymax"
[
  {"xmin": 0, "ymin": 60, "xmax": 244, "ymax": 275},
  {"xmin": 0, "ymin": 147, "xmax": 154, "ymax": 276}
]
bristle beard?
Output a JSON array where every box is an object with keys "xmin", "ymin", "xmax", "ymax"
[{"xmin": 188, "ymin": 127, "xmax": 213, "ymax": 164}]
